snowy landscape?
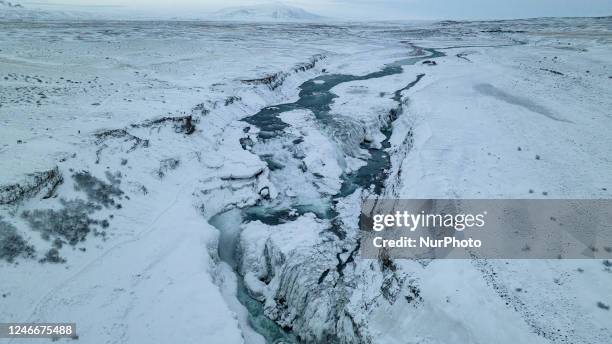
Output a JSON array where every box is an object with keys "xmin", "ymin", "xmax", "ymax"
[{"xmin": 1, "ymin": 1, "xmax": 612, "ymax": 343}]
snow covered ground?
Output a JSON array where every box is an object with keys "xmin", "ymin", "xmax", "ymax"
[{"xmin": 1, "ymin": 16, "xmax": 611, "ymax": 344}]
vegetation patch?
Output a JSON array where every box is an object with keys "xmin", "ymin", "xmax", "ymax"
[
  {"xmin": 156, "ymin": 158, "xmax": 180, "ymax": 179},
  {"xmin": 73, "ymin": 171, "xmax": 123, "ymax": 208},
  {"xmin": 21, "ymin": 199, "xmax": 105, "ymax": 246},
  {"xmin": 0, "ymin": 217, "xmax": 35, "ymax": 263}
]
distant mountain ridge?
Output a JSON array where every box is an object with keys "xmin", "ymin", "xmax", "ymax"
[
  {"xmin": 0, "ymin": 1, "xmax": 323, "ymax": 22},
  {"xmin": 211, "ymin": 3, "xmax": 325, "ymax": 22},
  {"xmin": 0, "ymin": 1, "xmax": 88, "ymax": 20},
  {"xmin": 0, "ymin": 1, "xmax": 23, "ymax": 8}
]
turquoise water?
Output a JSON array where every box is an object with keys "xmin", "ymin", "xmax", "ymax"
[{"xmin": 225, "ymin": 46, "xmax": 445, "ymax": 344}]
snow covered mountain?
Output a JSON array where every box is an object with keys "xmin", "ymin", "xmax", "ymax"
[
  {"xmin": 210, "ymin": 3, "xmax": 325, "ymax": 22},
  {"xmin": 0, "ymin": 0, "xmax": 22, "ymax": 9},
  {"xmin": 0, "ymin": 0, "xmax": 86, "ymax": 20}
]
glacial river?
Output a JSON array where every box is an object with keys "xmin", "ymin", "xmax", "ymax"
[{"xmin": 210, "ymin": 45, "xmax": 444, "ymax": 344}]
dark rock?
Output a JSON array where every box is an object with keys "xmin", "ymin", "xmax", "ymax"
[
  {"xmin": 0, "ymin": 167, "xmax": 63, "ymax": 205},
  {"xmin": 131, "ymin": 115, "xmax": 196, "ymax": 135}
]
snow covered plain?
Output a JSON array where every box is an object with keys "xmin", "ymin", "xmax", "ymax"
[{"xmin": 1, "ymin": 17, "xmax": 611, "ymax": 344}]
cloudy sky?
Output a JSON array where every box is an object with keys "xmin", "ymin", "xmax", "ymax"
[{"xmin": 21, "ymin": 0, "xmax": 612, "ymax": 20}]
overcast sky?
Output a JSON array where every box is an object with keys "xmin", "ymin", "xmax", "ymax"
[{"xmin": 21, "ymin": 0, "xmax": 612, "ymax": 20}]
